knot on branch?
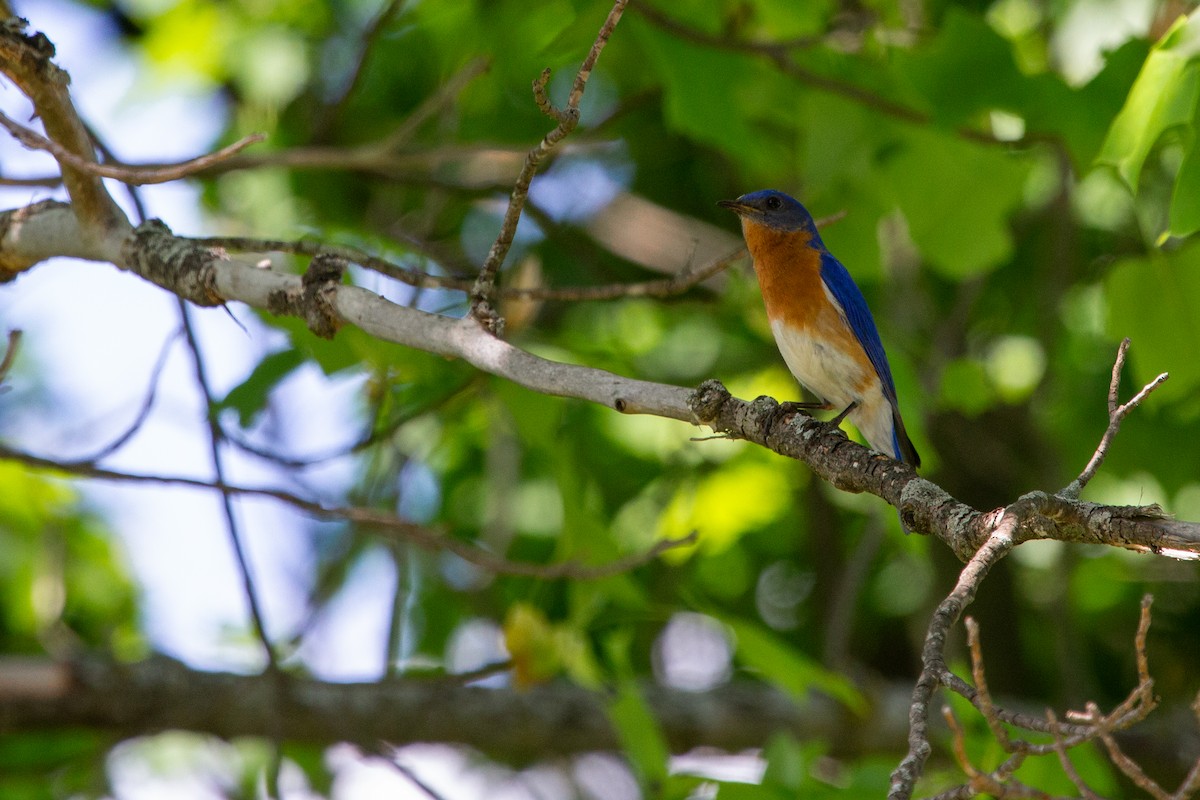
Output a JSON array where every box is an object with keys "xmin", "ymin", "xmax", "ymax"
[
  {"xmin": 688, "ymin": 378, "xmax": 732, "ymax": 424},
  {"xmin": 267, "ymin": 252, "xmax": 346, "ymax": 339},
  {"xmin": 122, "ymin": 219, "xmax": 222, "ymax": 306},
  {"xmin": 2, "ymin": 16, "xmax": 54, "ymax": 59},
  {"xmin": 469, "ymin": 295, "xmax": 505, "ymax": 337},
  {"xmin": 1, "ymin": 17, "xmax": 70, "ymax": 95}
]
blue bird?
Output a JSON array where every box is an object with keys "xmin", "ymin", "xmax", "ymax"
[{"xmin": 719, "ymin": 190, "xmax": 920, "ymax": 468}]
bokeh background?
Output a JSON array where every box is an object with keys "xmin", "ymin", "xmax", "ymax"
[{"xmin": 2, "ymin": 0, "xmax": 1199, "ymax": 796}]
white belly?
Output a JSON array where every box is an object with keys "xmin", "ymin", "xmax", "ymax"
[{"xmin": 770, "ymin": 319, "xmax": 897, "ymax": 458}]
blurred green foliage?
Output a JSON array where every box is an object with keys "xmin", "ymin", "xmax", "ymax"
[{"xmin": 8, "ymin": 0, "xmax": 1200, "ymax": 794}]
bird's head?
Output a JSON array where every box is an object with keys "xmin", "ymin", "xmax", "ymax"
[{"xmin": 718, "ymin": 190, "xmax": 822, "ymax": 241}]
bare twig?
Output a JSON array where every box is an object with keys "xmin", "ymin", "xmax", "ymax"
[
  {"xmin": 1095, "ymin": 709, "xmax": 1172, "ymax": 800},
  {"xmin": 940, "ymin": 708, "xmax": 1053, "ymax": 800},
  {"xmin": 965, "ymin": 616, "xmax": 1013, "ymax": 751},
  {"xmin": 366, "ymin": 744, "xmax": 454, "ymax": 800},
  {"xmin": 0, "ymin": 442, "xmax": 697, "ymax": 579},
  {"xmin": 71, "ymin": 329, "xmax": 181, "ymax": 463},
  {"xmin": 468, "ymin": 0, "xmax": 628, "ymax": 332},
  {"xmin": 315, "ymin": 0, "xmax": 408, "ymax": 141},
  {"xmin": 189, "ymin": 234, "xmax": 743, "ymax": 302},
  {"xmin": 888, "ymin": 526, "xmax": 1017, "ymax": 800},
  {"xmin": 178, "ymin": 302, "xmax": 286, "ymax": 794},
  {"xmin": 223, "ymin": 376, "xmax": 477, "ymax": 470},
  {"xmin": 177, "ymin": 305, "xmax": 279, "ymax": 669},
  {"xmin": 1062, "ymin": 338, "xmax": 1169, "ymax": 499},
  {"xmin": 0, "ymin": 328, "xmax": 21, "ymax": 384},
  {"xmin": 1046, "ymin": 709, "xmax": 1101, "ymax": 800},
  {"xmin": 930, "ymin": 594, "xmax": 1179, "ymax": 799},
  {"xmin": 0, "ymin": 110, "xmax": 265, "ymax": 186}
]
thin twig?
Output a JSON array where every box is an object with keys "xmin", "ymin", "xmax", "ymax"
[
  {"xmin": 84, "ymin": 119, "xmax": 150, "ymax": 224},
  {"xmin": 966, "ymin": 616, "xmax": 1013, "ymax": 751},
  {"xmin": 632, "ymin": 5, "xmax": 1063, "ymax": 153},
  {"xmin": 0, "ymin": 109, "xmax": 264, "ymax": 186},
  {"xmin": 188, "ymin": 234, "xmax": 743, "ymax": 301},
  {"xmin": 315, "ymin": 0, "xmax": 408, "ymax": 141},
  {"xmin": 0, "ymin": 329, "xmax": 21, "ymax": 384},
  {"xmin": 177, "ymin": 304, "xmax": 278, "ymax": 670},
  {"xmin": 1062, "ymin": 338, "xmax": 1169, "ymax": 498},
  {"xmin": 888, "ymin": 526, "xmax": 1017, "ymax": 800},
  {"xmin": 468, "ymin": 0, "xmax": 629, "ymax": 332},
  {"xmin": 386, "ymin": 757, "xmax": 449, "ymax": 800},
  {"xmin": 0, "ymin": 442, "xmax": 697, "ymax": 579},
  {"xmin": 1045, "ymin": 709, "xmax": 1101, "ymax": 800},
  {"xmin": 178, "ymin": 302, "xmax": 285, "ymax": 794},
  {"xmin": 1096, "ymin": 712, "xmax": 1171, "ymax": 800},
  {"xmin": 72, "ymin": 329, "xmax": 182, "ymax": 463},
  {"xmin": 222, "ymin": 377, "xmax": 477, "ymax": 470}
]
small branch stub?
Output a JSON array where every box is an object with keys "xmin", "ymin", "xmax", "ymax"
[{"xmin": 266, "ymin": 253, "xmax": 347, "ymax": 339}]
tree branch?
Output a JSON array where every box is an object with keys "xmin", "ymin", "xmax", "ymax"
[
  {"xmin": 0, "ymin": 654, "xmax": 900, "ymax": 763},
  {"xmin": 0, "ymin": 441, "xmax": 697, "ymax": 580},
  {"xmin": 0, "ymin": 17, "xmax": 129, "ymax": 250},
  {"xmin": 888, "ymin": 527, "xmax": 1017, "ymax": 800},
  {"xmin": 0, "ymin": 327, "xmax": 20, "ymax": 384},
  {"xmin": 1061, "ymin": 337, "xmax": 1169, "ymax": 499},
  {"xmin": 3, "ymin": 197, "xmax": 1198, "ymax": 565},
  {"xmin": 0, "ymin": 108, "xmax": 265, "ymax": 184},
  {"xmin": 468, "ymin": 0, "xmax": 628, "ymax": 333}
]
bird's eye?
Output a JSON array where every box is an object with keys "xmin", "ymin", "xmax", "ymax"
[{"xmin": 765, "ymin": 196, "xmax": 782, "ymax": 210}]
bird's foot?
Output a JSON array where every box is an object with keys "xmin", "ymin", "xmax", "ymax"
[
  {"xmin": 828, "ymin": 400, "xmax": 858, "ymax": 426},
  {"xmin": 778, "ymin": 400, "xmax": 830, "ymax": 416}
]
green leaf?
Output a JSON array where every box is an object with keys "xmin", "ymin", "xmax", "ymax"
[
  {"xmin": 759, "ymin": 733, "xmax": 807, "ymax": 792},
  {"xmin": 604, "ymin": 632, "xmax": 670, "ymax": 790},
  {"xmin": 607, "ymin": 683, "xmax": 671, "ymax": 790},
  {"xmin": 628, "ymin": 18, "xmax": 791, "ymax": 176},
  {"xmin": 721, "ymin": 616, "xmax": 866, "ymax": 713},
  {"xmin": 217, "ymin": 347, "xmax": 305, "ymax": 427},
  {"xmin": 1106, "ymin": 241, "xmax": 1200, "ymax": 404},
  {"xmin": 937, "ymin": 358, "xmax": 996, "ymax": 416},
  {"xmin": 898, "ymin": 9, "xmax": 1029, "ymax": 127},
  {"xmin": 1098, "ymin": 12, "xmax": 1200, "ymax": 190},
  {"xmin": 746, "ymin": 0, "xmax": 836, "ymax": 39},
  {"xmin": 1170, "ymin": 132, "xmax": 1200, "ymax": 236},
  {"xmin": 883, "ymin": 128, "xmax": 1031, "ymax": 278}
]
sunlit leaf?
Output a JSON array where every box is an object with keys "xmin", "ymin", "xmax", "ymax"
[
  {"xmin": 722, "ymin": 617, "xmax": 865, "ymax": 713},
  {"xmin": 1098, "ymin": 13, "xmax": 1200, "ymax": 190},
  {"xmin": 1106, "ymin": 242, "xmax": 1200, "ymax": 403},
  {"xmin": 883, "ymin": 128, "xmax": 1031, "ymax": 277}
]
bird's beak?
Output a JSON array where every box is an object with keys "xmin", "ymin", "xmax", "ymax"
[{"xmin": 717, "ymin": 199, "xmax": 751, "ymax": 215}]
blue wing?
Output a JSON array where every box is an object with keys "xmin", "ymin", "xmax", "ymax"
[{"xmin": 817, "ymin": 250, "xmax": 899, "ymax": 406}]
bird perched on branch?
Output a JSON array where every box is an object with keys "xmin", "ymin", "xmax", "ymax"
[{"xmin": 719, "ymin": 189, "xmax": 920, "ymax": 470}]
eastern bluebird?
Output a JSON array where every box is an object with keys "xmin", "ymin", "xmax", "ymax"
[{"xmin": 719, "ymin": 190, "xmax": 920, "ymax": 469}]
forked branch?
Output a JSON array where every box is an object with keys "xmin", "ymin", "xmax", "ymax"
[
  {"xmin": 1062, "ymin": 337, "xmax": 1169, "ymax": 499},
  {"xmin": 468, "ymin": 0, "xmax": 628, "ymax": 333}
]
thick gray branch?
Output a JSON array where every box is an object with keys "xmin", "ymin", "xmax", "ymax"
[
  {"xmin": 0, "ymin": 655, "xmax": 902, "ymax": 763},
  {"xmin": 686, "ymin": 381, "xmax": 1200, "ymax": 561},
  {"xmin": 0, "ymin": 17, "xmax": 129, "ymax": 246},
  {"xmin": 2, "ymin": 201, "xmax": 1198, "ymax": 562},
  {"xmin": 0, "ymin": 200, "xmax": 103, "ymax": 277}
]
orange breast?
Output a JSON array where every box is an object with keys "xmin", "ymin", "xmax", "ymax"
[{"xmin": 742, "ymin": 220, "xmax": 874, "ymax": 394}]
